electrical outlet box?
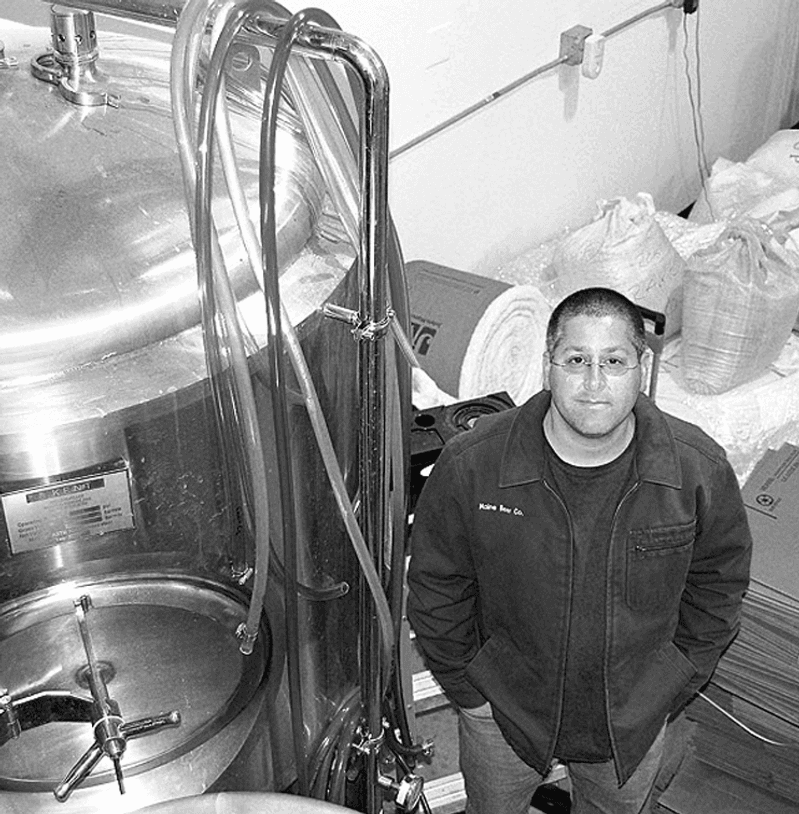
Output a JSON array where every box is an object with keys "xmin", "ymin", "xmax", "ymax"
[{"xmin": 559, "ymin": 25, "xmax": 593, "ymax": 67}]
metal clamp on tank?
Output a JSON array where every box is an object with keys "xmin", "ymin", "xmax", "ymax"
[
  {"xmin": 322, "ymin": 303, "xmax": 395, "ymax": 342},
  {"xmin": 30, "ymin": 5, "xmax": 120, "ymax": 107},
  {"xmin": 0, "ymin": 40, "xmax": 20, "ymax": 70}
]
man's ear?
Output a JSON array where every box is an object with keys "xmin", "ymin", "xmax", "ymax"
[
  {"xmin": 639, "ymin": 349, "xmax": 653, "ymax": 395},
  {"xmin": 542, "ymin": 352, "xmax": 551, "ymax": 391}
]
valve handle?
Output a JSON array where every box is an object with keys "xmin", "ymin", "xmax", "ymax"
[
  {"xmin": 52, "ymin": 596, "xmax": 181, "ymax": 802},
  {"xmin": 53, "ymin": 710, "xmax": 181, "ymax": 802},
  {"xmin": 53, "ymin": 741, "xmax": 104, "ymax": 802},
  {"xmin": 73, "ymin": 597, "xmax": 127, "ymax": 783}
]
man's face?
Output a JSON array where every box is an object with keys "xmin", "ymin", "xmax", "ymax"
[{"xmin": 543, "ymin": 313, "xmax": 645, "ymax": 441}]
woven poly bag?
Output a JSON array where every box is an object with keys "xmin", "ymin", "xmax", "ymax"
[
  {"xmin": 552, "ymin": 193, "xmax": 686, "ymax": 335},
  {"xmin": 681, "ymin": 221, "xmax": 799, "ymax": 395}
]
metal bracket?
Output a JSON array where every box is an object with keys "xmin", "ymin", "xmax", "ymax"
[
  {"xmin": 0, "ymin": 689, "xmax": 21, "ymax": 740},
  {"xmin": 353, "ymin": 726, "xmax": 385, "ymax": 756},
  {"xmin": 323, "ymin": 303, "xmax": 395, "ymax": 342}
]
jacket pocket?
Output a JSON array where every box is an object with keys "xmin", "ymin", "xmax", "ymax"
[
  {"xmin": 465, "ymin": 631, "xmax": 553, "ymax": 771},
  {"xmin": 626, "ymin": 521, "xmax": 695, "ymax": 611},
  {"xmin": 459, "ymin": 701, "xmax": 494, "ymax": 720},
  {"xmin": 612, "ymin": 641, "xmax": 697, "ymax": 747},
  {"xmin": 465, "ymin": 630, "xmax": 546, "ymax": 719}
]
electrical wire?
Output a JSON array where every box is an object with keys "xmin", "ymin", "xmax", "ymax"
[
  {"xmin": 682, "ymin": 9, "xmax": 714, "ymax": 218},
  {"xmin": 698, "ymin": 691, "xmax": 798, "ymax": 747},
  {"xmin": 692, "ymin": 8, "xmax": 711, "ymax": 180}
]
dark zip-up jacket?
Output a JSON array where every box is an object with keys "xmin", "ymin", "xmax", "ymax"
[{"xmin": 407, "ymin": 391, "xmax": 752, "ymax": 784}]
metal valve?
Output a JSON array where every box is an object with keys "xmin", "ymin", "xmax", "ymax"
[
  {"xmin": 30, "ymin": 6, "xmax": 120, "ymax": 107},
  {"xmin": 377, "ymin": 771, "xmax": 424, "ymax": 812}
]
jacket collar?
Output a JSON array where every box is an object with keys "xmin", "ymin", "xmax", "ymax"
[{"xmin": 499, "ymin": 391, "xmax": 682, "ymax": 489}]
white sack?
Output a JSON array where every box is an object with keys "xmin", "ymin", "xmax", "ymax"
[
  {"xmin": 681, "ymin": 221, "xmax": 799, "ymax": 395},
  {"xmin": 552, "ymin": 193, "xmax": 686, "ymax": 335}
]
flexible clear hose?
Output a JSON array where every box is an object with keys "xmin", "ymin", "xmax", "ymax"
[
  {"xmin": 172, "ymin": 0, "xmax": 272, "ymax": 656},
  {"xmin": 198, "ymin": 0, "xmax": 397, "ymax": 673},
  {"xmin": 172, "ymin": 0, "xmax": 410, "ymax": 795},
  {"xmin": 259, "ymin": 13, "xmax": 318, "ymax": 794},
  {"xmin": 197, "ymin": 0, "xmax": 276, "ymax": 655},
  {"xmin": 258, "ymin": 7, "xmax": 396, "ymax": 679}
]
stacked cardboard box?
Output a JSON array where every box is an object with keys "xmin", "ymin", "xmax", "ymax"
[{"xmin": 685, "ymin": 443, "xmax": 799, "ymax": 804}]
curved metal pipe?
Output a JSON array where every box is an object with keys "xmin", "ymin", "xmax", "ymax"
[
  {"xmin": 54, "ymin": 0, "xmax": 186, "ymax": 26},
  {"xmin": 290, "ymin": 25, "xmax": 391, "ymax": 814}
]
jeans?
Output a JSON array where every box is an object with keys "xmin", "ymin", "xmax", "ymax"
[{"xmin": 458, "ymin": 703, "xmax": 666, "ymax": 814}]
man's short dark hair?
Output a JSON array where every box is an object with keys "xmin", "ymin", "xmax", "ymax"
[{"xmin": 546, "ymin": 287, "xmax": 647, "ymax": 358}]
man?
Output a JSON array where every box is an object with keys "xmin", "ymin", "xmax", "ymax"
[{"xmin": 407, "ymin": 287, "xmax": 752, "ymax": 814}]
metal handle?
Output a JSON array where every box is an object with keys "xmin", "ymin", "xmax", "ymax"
[{"xmin": 51, "ymin": 595, "xmax": 181, "ymax": 802}]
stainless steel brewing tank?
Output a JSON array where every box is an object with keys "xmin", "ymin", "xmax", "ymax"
[{"xmin": 0, "ymin": 14, "xmax": 357, "ymax": 812}]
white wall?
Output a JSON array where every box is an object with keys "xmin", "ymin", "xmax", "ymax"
[
  {"xmin": 5, "ymin": 0, "xmax": 799, "ymax": 274},
  {"xmin": 320, "ymin": 0, "xmax": 799, "ymax": 273}
]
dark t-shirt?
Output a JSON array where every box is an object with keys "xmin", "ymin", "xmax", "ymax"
[{"xmin": 546, "ymin": 437, "xmax": 635, "ymax": 762}]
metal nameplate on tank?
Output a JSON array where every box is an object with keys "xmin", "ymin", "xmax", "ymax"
[{"xmin": 2, "ymin": 463, "xmax": 134, "ymax": 554}]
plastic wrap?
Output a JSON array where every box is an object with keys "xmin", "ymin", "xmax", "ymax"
[
  {"xmin": 689, "ymin": 157, "xmax": 799, "ymax": 224},
  {"xmin": 746, "ymin": 129, "xmax": 799, "ymax": 188}
]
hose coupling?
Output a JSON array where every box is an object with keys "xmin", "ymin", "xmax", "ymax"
[{"xmin": 236, "ymin": 622, "xmax": 259, "ymax": 655}]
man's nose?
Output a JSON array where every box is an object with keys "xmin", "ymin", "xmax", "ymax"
[{"xmin": 583, "ymin": 362, "xmax": 606, "ymax": 390}]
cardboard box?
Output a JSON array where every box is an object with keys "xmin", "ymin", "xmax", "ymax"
[
  {"xmin": 656, "ymin": 754, "xmax": 799, "ymax": 814},
  {"xmin": 741, "ymin": 443, "xmax": 799, "ymax": 598}
]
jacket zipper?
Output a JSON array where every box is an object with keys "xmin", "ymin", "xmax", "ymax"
[
  {"xmin": 603, "ymin": 477, "xmax": 640, "ymax": 777},
  {"xmin": 541, "ymin": 477, "xmax": 576, "ymax": 765},
  {"xmin": 633, "ymin": 539, "xmax": 688, "ymax": 554}
]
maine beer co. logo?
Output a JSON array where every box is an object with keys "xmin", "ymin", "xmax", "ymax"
[{"xmin": 411, "ymin": 318, "xmax": 440, "ymax": 356}]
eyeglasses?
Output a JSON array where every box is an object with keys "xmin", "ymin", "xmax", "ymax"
[{"xmin": 548, "ymin": 356, "xmax": 639, "ymax": 377}]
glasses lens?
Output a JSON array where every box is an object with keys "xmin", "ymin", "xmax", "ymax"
[{"xmin": 555, "ymin": 359, "xmax": 636, "ymax": 377}]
